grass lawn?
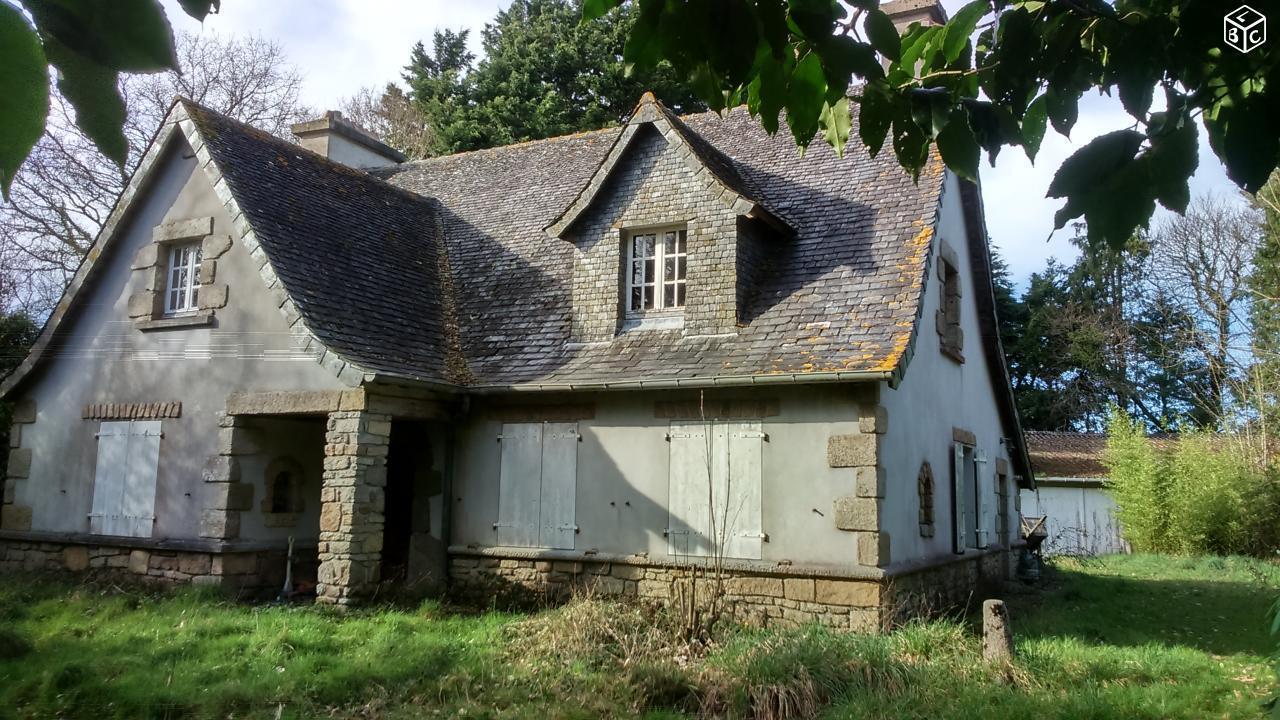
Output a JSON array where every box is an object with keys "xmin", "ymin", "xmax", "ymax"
[{"xmin": 0, "ymin": 554, "xmax": 1276, "ymax": 719}]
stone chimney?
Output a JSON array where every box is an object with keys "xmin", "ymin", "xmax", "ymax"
[
  {"xmin": 880, "ymin": 0, "xmax": 948, "ymax": 31},
  {"xmin": 290, "ymin": 111, "xmax": 407, "ymax": 170}
]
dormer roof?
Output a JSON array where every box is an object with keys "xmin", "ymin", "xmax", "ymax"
[{"xmin": 543, "ymin": 92, "xmax": 792, "ymax": 238}]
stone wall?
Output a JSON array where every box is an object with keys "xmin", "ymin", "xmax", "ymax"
[
  {"xmin": 0, "ymin": 537, "xmax": 298, "ymax": 595},
  {"xmin": 885, "ymin": 549, "xmax": 1007, "ymax": 622},
  {"xmin": 449, "ymin": 554, "xmax": 886, "ymax": 631},
  {"xmin": 568, "ymin": 125, "xmax": 745, "ymax": 341}
]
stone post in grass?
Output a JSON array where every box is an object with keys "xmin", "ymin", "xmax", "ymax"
[{"xmin": 982, "ymin": 599, "xmax": 1014, "ymax": 663}]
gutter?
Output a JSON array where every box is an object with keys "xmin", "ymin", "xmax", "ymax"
[{"xmin": 464, "ymin": 369, "xmax": 896, "ymax": 394}]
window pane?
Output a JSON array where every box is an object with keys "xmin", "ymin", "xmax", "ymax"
[
  {"xmin": 643, "ymin": 284, "xmax": 654, "ymax": 309},
  {"xmin": 677, "ymin": 254, "xmax": 687, "ymax": 280},
  {"xmin": 664, "ymin": 256, "xmax": 676, "ymax": 282},
  {"xmin": 677, "ymin": 230, "xmax": 687, "ymax": 254},
  {"xmin": 631, "ymin": 287, "xmax": 643, "ymax": 310},
  {"xmin": 631, "ymin": 258, "xmax": 646, "ymax": 286},
  {"xmin": 676, "ymin": 284, "xmax": 686, "ymax": 307},
  {"xmin": 664, "ymin": 284, "xmax": 675, "ymax": 308},
  {"xmin": 635, "ymin": 234, "xmax": 654, "ymax": 258},
  {"xmin": 664, "ymin": 231, "xmax": 677, "ymax": 256},
  {"xmin": 644, "ymin": 259, "xmax": 654, "ymax": 284}
]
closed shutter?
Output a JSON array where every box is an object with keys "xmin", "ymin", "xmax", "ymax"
[
  {"xmin": 724, "ymin": 421, "xmax": 764, "ymax": 560},
  {"xmin": 89, "ymin": 422, "xmax": 130, "ymax": 535},
  {"xmin": 90, "ymin": 420, "xmax": 160, "ymax": 538},
  {"xmin": 974, "ymin": 449, "xmax": 990, "ymax": 548},
  {"xmin": 668, "ymin": 420, "xmax": 764, "ymax": 560},
  {"xmin": 496, "ymin": 423, "xmax": 542, "ymax": 547},
  {"xmin": 667, "ymin": 421, "xmax": 709, "ymax": 556},
  {"xmin": 952, "ymin": 442, "xmax": 966, "ymax": 554},
  {"xmin": 539, "ymin": 423, "xmax": 578, "ymax": 550}
]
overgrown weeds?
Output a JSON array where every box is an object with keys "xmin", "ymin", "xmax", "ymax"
[{"xmin": 1, "ymin": 555, "xmax": 1275, "ymax": 719}]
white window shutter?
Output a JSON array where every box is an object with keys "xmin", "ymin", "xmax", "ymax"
[
  {"xmin": 496, "ymin": 422, "xmax": 542, "ymax": 547},
  {"xmin": 668, "ymin": 421, "xmax": 711, "ymax": 557},
  {"xmin": 90, "ymin": 420, "xmax": 161, "ymax": 538},
  {"xmin": 538, "ymin": 423, "xmax": 578, "ymax": 550},
  {"xmin": 723, "ymin": 421, "xmax": 764, "ymax": 560},
  {"xmin": 974, "ymin": 449, "xmax": 990, "ymax": 548},
  {"xmin": 952, "ymin": 442, "xmax": 966, "ymax": 554},
  {"xmin": 90, "ymin": 422, "xmax": 131, "ymax": 535}
]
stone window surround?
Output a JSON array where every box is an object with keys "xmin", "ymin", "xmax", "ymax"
[
  {"xmin": 128, "ymin": 216, "xmax": 231, "ymax": 331},
  {"xmin": 935, "ymin": 239, "xmax": 964, "ymax": 363}
]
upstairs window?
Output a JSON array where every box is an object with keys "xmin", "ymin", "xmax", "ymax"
[
  {"xmin": 164, "ymin": 242, "xmax": 202, "ymax": 315},
  {"xmin": 627, "ymin": 228, "xmax": 686, "ymax": 313}
]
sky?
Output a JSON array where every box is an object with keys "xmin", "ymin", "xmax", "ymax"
[{"xmin": 159, "ymin": 0, "xmax": 1247, "ymax": 288}]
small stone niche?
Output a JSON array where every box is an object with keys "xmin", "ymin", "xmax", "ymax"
[
  {"xmin": 262, "ymin": 456, "xmax": 305, "ymax": 527},
  {"xmin": 918, "ymin": 461, "xmax": 936, "ymax": 538}
]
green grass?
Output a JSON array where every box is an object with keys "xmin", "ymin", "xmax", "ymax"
[{"xmin": 0, "ymin": 554, "xmax": 1276, "ymax": 719}]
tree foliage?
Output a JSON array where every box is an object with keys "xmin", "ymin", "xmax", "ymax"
[
  {"xmin": 0, "ymin": 0, "xmax": 220, "ymax": 199},
  {"xmin": 403, "ymin": 0, "xmax": 706, "ymax": 155},
  {"xmin": 1001, "ymin": 226, "xmax": 1214, "ymax": 431},
  {"xmin": 589, "ymin": 0, "xmax": 1278, "ymax": 247}
]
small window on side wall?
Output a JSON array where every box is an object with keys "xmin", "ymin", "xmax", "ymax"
[
  {"xmin": 935, "ymin": 242, "xmax": 963, "ymax": 363},
  {"xmin": 627, "ymin": 228, "xmax": 687, "ymax": 314},
  {"xmin": 164, "ymin": 241, "xmax": 203, "ymax": 315}
]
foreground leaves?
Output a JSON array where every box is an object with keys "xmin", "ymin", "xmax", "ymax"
[
  {"xmin": 591, "ymin": 0, "xmax": 1279, "ymax": 247},
  {"xmin": 0, "ymin": 3, "xmax": 49, "ymax": 198},
  {"xmin": 0, "ymin": 0, "xmax": 217, "ymax": 199}
]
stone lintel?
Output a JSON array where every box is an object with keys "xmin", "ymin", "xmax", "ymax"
[
  {"xmin": 154, "ymin": 216, "xmax": 214, "ymax": 242},
  {"xmin": 226, "ymin": 390, "xmax": 345, "ymax": 416}
]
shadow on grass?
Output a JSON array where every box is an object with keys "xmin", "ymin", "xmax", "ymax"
[{"xmin": 1007, "ymin": 557, "xmax": 1278, "ymax": 657}]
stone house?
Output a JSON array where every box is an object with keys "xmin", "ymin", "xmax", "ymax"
[{"xmin": 0, "ymin": 30, "xmax": 1033, "ymax": 628}]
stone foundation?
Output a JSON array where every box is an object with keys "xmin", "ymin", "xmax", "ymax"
[
  {"xmin": 0, "ymin": 536, "xmax": 312, "ymax": 597},
  {"xmin": 449, "ymin": 548, "xmax": 1009, "ymax": 631}
]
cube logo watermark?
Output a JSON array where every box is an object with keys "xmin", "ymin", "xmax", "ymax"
[{"xmin": 1225, "ymin": 5, "xmax": 1266, "ymax": 53}]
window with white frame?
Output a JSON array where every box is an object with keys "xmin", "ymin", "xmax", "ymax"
[
  {"xmin": 627, "ymin": 228, "xmax": 687, "ymax": 313},
  {"xmin": 164, "ymin": 242, "xmax": 202, "ymax": 315}
]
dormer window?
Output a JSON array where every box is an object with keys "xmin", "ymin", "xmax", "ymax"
[
  {"xmin": 164, "ymin": 242, "xmax": 202, "ymax": 315},
  {"xmin": 627, "ymin": 228, "xmax": 687, "ymax": 313}
]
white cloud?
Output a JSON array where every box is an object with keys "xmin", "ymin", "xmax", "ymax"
[{"xmin": 160, "ymin": 0, "xmax": 501, "ymax": 109}]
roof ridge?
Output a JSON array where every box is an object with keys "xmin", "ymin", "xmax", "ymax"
[
  {"xmin": 393, "ymin": 105, "xmax": 749, "ymax": 167},
  {"xmin": 179, "ymin": 98, "xmax": 436, "ymax": 208}
]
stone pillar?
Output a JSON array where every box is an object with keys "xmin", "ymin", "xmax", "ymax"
[{"xmin": 316, "ymin": 409, "xmax": 391, "ymax": 606}]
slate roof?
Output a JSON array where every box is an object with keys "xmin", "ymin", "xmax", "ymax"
[
  {"xmin": 183, "ymin": 102, "xmax": 467, "ymax": 383},
  {"xmin": 1025, "ymin": 432, "xmax": 1110, "ymax": 478},
  {"xmin": 383, "ymin": 104, "xmax": 944, "ymax": 387}
]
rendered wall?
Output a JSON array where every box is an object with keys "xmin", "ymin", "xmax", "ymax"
[
  {"xmin": 6, "ymin": 132, "xmax": 346, "ymax": 541},
  {"xmin": 450, "ymin": 386, "xmax": 878, "ymax": 569},
  {"xmin": 878, "ymin": 172, "xmax": 1018, "ymax": 568}
]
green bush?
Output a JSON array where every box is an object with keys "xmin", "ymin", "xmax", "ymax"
[
  {"xmin": 1105, "ymin": 409, "xmax": 1280, "ymax": 556},
  {"xmin": 1103, "ymin": 410, "xmax": 1170, "ymax": 553}
]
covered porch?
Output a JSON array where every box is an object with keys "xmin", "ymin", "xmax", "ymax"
[{"xmin": 208, "ymin": 388, "xmax": 455, "ymax": 605}]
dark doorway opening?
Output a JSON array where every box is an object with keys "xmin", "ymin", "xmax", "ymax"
[{"xmin": 382, "ymin": 420, "xmax": 432, "ymax": 582}]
